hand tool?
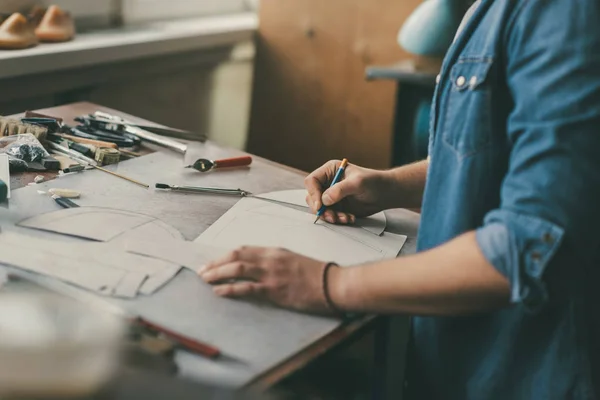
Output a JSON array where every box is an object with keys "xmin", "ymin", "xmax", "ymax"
[
  {"xmin": 77, "ymin": 112, "xmax": 204, "ymax": 142},
  {"xmin": 25, "ymin": 110, "xmax": 63, "ymax": 123},
  {"xmin": 185, "ymin": 156, "xmax": 252, "ymax": 172},
  {"xmin": 48, "ymin": 134, "xmax": 92, "ymax": 157},
  {"xmin": 155, "ymin": 183, "xmax": 250, "ymax": 196},
  {"xmin": 67, "ymin": 125, "xmax": 139, "ymax": 148},
  {"xmin": 85, "ymin": 112, "xmax": 188, "ymax": 154},
  {"xmin": 51, "ymin": 194, "xmax": 79, "ymax": 209},
  {"xmin": 20, "ymin": 117, "xmax": 61, "ymax": 133},
  {"xmin": 314, "ymin": 158, "xmax": 349, "ymax": 224},
  {"xmin": 49, "ymin": 142, "xmax": 149, "ymax": 189},
  {"xmin": 136, "ymin": 318, "xmax": 220, "ymax": 359},
  {"xmin": 63, "ymin": 164, "xmax": 85, "ymax": 174},
  {"xmin": 22, "ymin": 113, "xmax": 137, "ymax": 148},
  {"xmin": 89, "ymin": 164, "xmax": 149, "ymax": 189},
  {"xmin": 47, "ymin": 141, "xmax": 98, "ymax": 166},
  {"xmin": 69, "ymin": 141, "xmax": 94, "ymax": 157},
  {"xmin": 49, "ymin": 132, "xmax": 118, "ymax": 149},
  {"xmin": 155, "ymin": 183, "xmax": 310, "ymax": 213}
]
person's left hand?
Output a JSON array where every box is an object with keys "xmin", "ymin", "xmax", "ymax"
[{"xmin": 198, "ymin": 246, "xmax": 334, "ymax": 314}]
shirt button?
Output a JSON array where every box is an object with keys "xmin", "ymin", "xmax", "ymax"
[
  {"xmin": 469, "ymin": 76, "xmax": 478, "ymax": 87},
  {"xmin": 436, "ymin": 74, "xmax": 441, "ymax": 84},
  {"xmin": 456, "ymin": 76, "xmax": 466, "ymax": 87},
  {"xmin": 542, "ymin": 233, "xmax": 554, "ymax": 244}
]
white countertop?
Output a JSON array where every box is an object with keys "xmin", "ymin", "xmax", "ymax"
[{"xmin": 0, "ymin": 13, "xmax": 258, "ymax": 80}]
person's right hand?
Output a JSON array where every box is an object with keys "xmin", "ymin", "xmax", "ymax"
[{"xmin": 304, "ymin": 160, "xmax": 393, "ymax": 224}]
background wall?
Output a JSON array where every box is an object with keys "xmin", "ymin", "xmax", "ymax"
[
  {"xmin": 247, "ymin": 0, "xmax": 422, "ymax": 172},
  {"xmin": 87, "ymin": 43, "xmax": 255, "ymax": 149}
]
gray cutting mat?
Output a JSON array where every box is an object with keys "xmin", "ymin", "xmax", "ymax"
[{"xmin": 0, "ymin": 143, "xmax": 419, "ymax": 387}]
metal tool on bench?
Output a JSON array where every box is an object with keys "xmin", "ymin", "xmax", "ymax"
[
  {"xmin": 77, "ymin": 112, "xmax": 188, "ymax": 154},
  {"xmin": 49, "ymin": 141, "xmax": 149, "ymax": 189},
  {"xmin": 155, "ymin": 183, "xmax": 310, "ymax": 212},
  {"xmin": 81, "ymin": 111, "xmax": 203, "ymax": 141},
  {"xmin": 25, "ymin": 112, "xmax": 139, "ymax": 148},
  {"xmin": 67, "ymin": 124, "xmax": 139, "ymax": 148},
  {"xmin": 185, "ymin": 156, "xmax": 252, "ymax": 172},
  {"xmin": 51, "ymin": 195, "xmax": 80, "ymax": 209},
  {"xmin": 47, "ymin": 141, "xmax": 97, "ymax": 166},
  {"xmin": 156, "ymin": 184, "xmax": 250, "ymax": 196}
]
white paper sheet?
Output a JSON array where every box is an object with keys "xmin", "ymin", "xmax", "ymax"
[
  {"xmin": 17, "ymin": 207, "xmax": 154, "ymax": 242},
  {"xmin": 0, "ymin": 232, "xmax": 147, "ymax": 298},
  {"xmin": 15, "ymin": 207, "xmax": 186, "ymax": 295},
  {"xmin": 78, "ymin": 242, "xmax": 182, "ymax": 295},
  {"xmin": 194, "ymin": 197, "xmax": 406, "ymax": 266},
  {"xmin": 255, "ymin": 189, "xmax": 387, "ymax": 236},
  {"xmin": 122, "ymin": 238, "xmax": 229, "ymax": 273}
]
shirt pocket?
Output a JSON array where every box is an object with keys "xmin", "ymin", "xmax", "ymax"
[{"xmin": 442, "ymin": 58, "xmax": 494, "ymax": 158}]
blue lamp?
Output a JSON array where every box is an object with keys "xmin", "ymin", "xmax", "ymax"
[{"xmin": 398, "ymin": 0, "xmax": 469, "ymax": 57}]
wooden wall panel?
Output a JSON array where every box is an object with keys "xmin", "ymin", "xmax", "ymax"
[{"xmin": 248, "ymin": 0, "xmax": 421, "ymax": 171}]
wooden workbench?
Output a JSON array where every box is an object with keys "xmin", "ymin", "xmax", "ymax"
[{"xmin": 4, "ymin": 102, "xmax": 419, "ymax": 394}]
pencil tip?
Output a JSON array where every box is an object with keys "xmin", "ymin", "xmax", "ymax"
[{"xmin": 313, "ymin": 216, "xmax": 319, "ymax": 224}]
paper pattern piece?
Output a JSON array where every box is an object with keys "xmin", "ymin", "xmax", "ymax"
[
  {"xmin": 0, "ymin": 232, "xmax": 147, "ymax": 298},
  {"xmin": 357, "ymin": 212, "xmax": 387, "ymax": 236},
  {"xmin": 78, "ymin": 242, "xmax": 182, "ymax": 295},
  {"xmin": 17, "ymin": 207, "xmax": 185, "ymax": 243},
  {"xmin": 13, "ymin": 207, "xmax": 188, "ymax": 296},
  {"xmin": 18, "ymin": 207, "xmax": 153, "ymax": 241},
  {"xmin": 195, "ymin": 197, "xmax": 406, "ymax": 266},
  {"xmin": 255, "ymin": 189, "xmax": 387, "ymax": 236},
  {"xmin": 123, "ymin": 238, "xmax": 229, "ymax": 273}
]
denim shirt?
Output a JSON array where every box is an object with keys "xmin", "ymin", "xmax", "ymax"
[{"xmin": 409, "ymin": 0, "xmax": 600, "ymax": 399}]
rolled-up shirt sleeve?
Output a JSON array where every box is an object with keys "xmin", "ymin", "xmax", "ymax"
[
  {"xmin": 476, "ymin": 211, "xmax": 564, "ymax": 312},
  {"xmin": 475, "ymin": 0, "xmax": 600, "ymax": 312}
]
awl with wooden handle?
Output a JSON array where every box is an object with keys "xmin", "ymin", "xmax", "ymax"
[{"xmin": 50, "ymin": 133, "xmax": 118, "ymax": 149}]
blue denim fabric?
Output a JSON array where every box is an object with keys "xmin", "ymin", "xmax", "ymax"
[{"xmin": 408, "ymin": 0, "xmax": 600, "ymax": 399}]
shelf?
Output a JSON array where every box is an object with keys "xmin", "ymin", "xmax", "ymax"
[{"xmin": 0, "ymin": 13, "xmax": 257, "ymax": 80}]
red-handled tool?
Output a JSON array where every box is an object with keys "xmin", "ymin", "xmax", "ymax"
[
  {"xmin": 186, "ymin": 156, "xmax": 252, "ymax": 172},
  {"xmin": 136, "ymin": 317, "xmax": 221, "ymax": 359}
]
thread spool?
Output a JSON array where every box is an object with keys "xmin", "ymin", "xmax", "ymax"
[{"xmin": 94, "ymin": 148, "xmax": 120, "ymax": 166}]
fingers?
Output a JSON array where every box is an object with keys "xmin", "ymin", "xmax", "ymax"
[
  {"xmin": 200, "ymin": 261, "xmax": 262, "ymax": 283},
  {"xmin": 203, "ymin": 246, "xmax": 264, "ymax": 271},
  {"xmin": 304, "ymin": 160, "xmax": 340, "ymax": 212},
  {"xmin": 320, "ymin": 210, "xmax": 356, "ymax": 225},
  {"xmin": 321, "ymin": 178, "xmax": 359, "ymax": 206},
  {"xmin": 336, "ymin": 212, "xmax": 356, "ymax": 224},
  {"xmin": 213, "ymin": 281, "xmax": 266, "ymax": 298},
  {"xmin": 314, "ymin": 209, "xmax": 354, "ymax": 224},
  {"xmin": 199, "ymin": 246, "xmax": 268, "ymax": 281},
  {"xmin": 309, "ymin": 200, "xmax": 354, "ymax": 224}
]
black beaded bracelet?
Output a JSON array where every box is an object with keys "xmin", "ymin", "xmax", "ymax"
[{"xmin": 322, "ymin": 262, "xmax": 344, "ymax": 316}]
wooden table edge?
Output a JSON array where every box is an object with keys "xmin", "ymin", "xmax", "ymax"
[{"xmin": 243, "ymin": 315, "xmax": 379, "ymax": 391}]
